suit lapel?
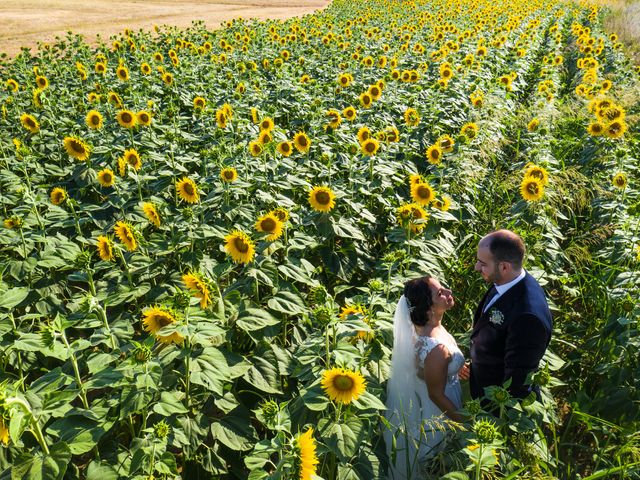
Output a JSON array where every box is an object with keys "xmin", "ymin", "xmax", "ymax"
[{"xmin": 472, "ymin": 275, "xmax": 528, "ymax": 336}]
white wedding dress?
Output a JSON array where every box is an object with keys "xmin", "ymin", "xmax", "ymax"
[{"xmin": 384, "ymin": 297, "xmax": 464, "ymax": 480}]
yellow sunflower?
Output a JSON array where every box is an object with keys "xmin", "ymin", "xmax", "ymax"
[
  {"xmin": 612, "ymin": 173, "xmax": 627, "ymax": 189},
  {"xmin": 339, "ymin": 305, "xmax": 373, "ymax": 341},
  {"xmin": 96, "ymin": 235, "xmax": 115, "ymax": 261},
  {"xmin": 255, "ymin": 213, "xmax": 284, "ymax": 241},
  {"xmin": 321, "ymin": 367, "xmax": 366, "ymax": 404},
  {"xmin": 123, "ymin": 148, "xmax": 142, "ymax": 171},
  {"xmin": 460, "ymin": 122, "xmax": 479, "ymax": 140},
  {"xmin": 116, "ymin": 110, "xmax": 137, "ymax": 129},
  {"xmin": 385, "ymin": 127, "xmax": 400, "ymax": 143},
  {"xmin": 114, "ymin": 221, "xmax": 138, "ymax": 251},
  {"xmin": 220, "ymin": 167, "xmax": 238, "ymax": 183},
  {"xmin": 142, "ymin": 306, "xmax": 183, "ymax": 344},
  {"xmin": 0, "ymin": 418, "xmax": 10, "ymax": 446},
  {"xmin": 337, "ymin": 73, "xmax": 352, "ymax": 88},
  {"xmin": 293, "ymin": 132, "xmax": 311, "ymax": 153},
  {"xmin": 357, "ymin": 126, "xmax": 371, "ymax": 144},
  {"xmin": 404, "ymin": 108, "xmax": 420, "ymax": 127},
  {"xmin": 86, "ymin": 110, "xmax": 103, "ymax": 130},
  {"xmin": 260, "ymin": 117, "xmax": 275, "ymax": 132},
  {"xmin": 587, "ymin": 121, "xmax": 605, "ymax": 136},
  {"xmin": 20, "ymin": 113, "xmax": 40, "ymax": 133},
  {"xmin": 183, "ymin": 272, "xmax": 211, "ymax": 309},
  {"xmin": 116, "ymin": 65, "xmax": 130, "ymax": 81},
  {"xmin": 297, "ymin": 428, "xmax": 319, "ymax": 480},
  {"xmin": 426, "ymin": 145, "xmax": 443, "ymax": 165},
  {"xmin": 176, "ymin": 177, "xmax": 199, "ymax": 203},
  {"xmin": 411, "ymin": 182, "xmax": 436, "ymax": 205},
  {"xmin": 108, "ymin": 92, "xmax": 123, "ymax": 108},
  {"xmin": 97, "ymin": 168, "xmax": 115, "ymax": 187},
  {"xmin": 438, "ymin": 135, "xmax": 455, "ymax": 153},
  {"xmin": 6, "ymin": 79, "xmax": 19, "ymax": 92},
  {"xmin": 326, "ymin": 110, "xmax": 342, "ymax": 129},
  {"xmin": 137, "ymin": 111, "xmax": 152, "ymax": 126},
  {"xmin": 359, "ymin": 92, "xmax": 373, "ymax": 109},
  {"xmin": 396, "ymin": 203, "xmax": 429, "ymax": 233},
  {"xmin": 224, "ymin": 230, "xmax": 256, "ymax": 264},
  {"xmin": 270, "ymin": 207, "xmax": 289, "ymax": 223},
  {"xmin": 35, "ymin": 75, "xmax": 49, "ymax": 89},
  {"xmin": 63, "ymin": 136, "xmax": 91, "ymax": 161},
  {"xmin": 520, "ymin": 177, "xmax": 544, "ymax": 202},
  {"xmin": 275, "ymin": 141, "xmax": 292, "ymax": 157},
  {"xmin": 249, "ymin": 140, "xmax": 263, "ymax": 157},
  {"xmin": 193, "ymin": 96, "xmax": 206, "ymax": 111},
  {"xmin": 527, "ymin": 118, "xmax": 540, "ymax": 132},
  {"xmin": 343, "ymin": 106, "xmax": 357, "ymax": 122},
  {"xmin": 216, "ymin": 110, "xmax": 228, "ymax": 129},
  {"xmin": 50, "ymin": 187, "xmax": 67, "ymax": 205},
  {"xmin": 143, "ymin": 202, "xmax": 161, "ymax": 227},
  {"xmin": 95, "ymin": 62, "xmax": 107, "ymax": 75},
  {"xmin": 258, "ymin": 130, "xmax": 272, "ymax": 145},
  {"xmin": 309, "ymin": 186, "xmax": 336, "ymax": 213},
  {"xmin": 141, "ymin": 63, "xmax": 152, "ymax": 75},
  {"xmin": 118, "ymin": 157, "xmax": 127, "ymax": 177},
  {"xmin": 523, "ymin": 164, "xmax": 549, "ymax": 186},
  {"xmin": 360, "ymin": 138, "xmax": 380, "ymax": 156},
  {"xmin": 605, "ymin": 120, "xmax": 627, "ymax": 139},
  {"xmin": 432, "ymin": 195, "xmax": 452, "ymax": 211},
  {"xmin": 162, "ymin": 72, "xmax": 174, "ymax": 85}
]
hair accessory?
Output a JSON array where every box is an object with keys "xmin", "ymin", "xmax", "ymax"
[{"xmin": 405, "ymin": 296, "xmax": 416, "ymax": 313}]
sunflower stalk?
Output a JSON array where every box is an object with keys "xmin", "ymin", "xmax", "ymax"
[
  {"xmin": 9, "ymin": 313, "xmax": 26, "ymax": 391},
  {"xmin": 5, "ymin": 397, "xmax": 50, "ymax": 455},
  {"xmin": 118, "ymin": 249, "xmax": 134, "ymax": 288},
  {"xmin": 60, "ymin": 330, "xmax": 90, "ymax": 410}
]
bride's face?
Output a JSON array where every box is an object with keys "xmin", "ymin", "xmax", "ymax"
[{"xmin": 428, "ymin": 277, "xmax": 455, "ymax": 311}]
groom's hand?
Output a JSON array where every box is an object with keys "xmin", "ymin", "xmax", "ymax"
[{"xmin": 458, "ymin": 362, "xmax": 470, "ymax": 381}]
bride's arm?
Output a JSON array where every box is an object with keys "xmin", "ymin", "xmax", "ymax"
[{"xmin": 423, "ymin": 345, "xmax": 464, "ymax": 422}]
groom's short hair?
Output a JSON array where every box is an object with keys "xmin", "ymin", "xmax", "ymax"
[{"xmin": 484, "ymin": 230, "xmax": 525, "ymax": 270}]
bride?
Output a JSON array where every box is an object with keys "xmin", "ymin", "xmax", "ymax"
[{"xmin": 384, "ymin": 275, "xmax": 468, "ymax": 479}]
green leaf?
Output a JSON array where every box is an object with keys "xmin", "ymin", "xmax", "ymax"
[
  {"xmin": 0, "ymin": 287, "xmax": 29, "ymax": 309},
  {"xmin": 85, "ymin": 461, "xmax": 118, "ymax": 480},
  {"xmin": 236, "ymin": 308, "xmax": 280, "ymax": 331},
  {"xmin": 153, "ymin": 391, "xmax": 189, "ymax": 416},
  {"xmin": 352, "ymin": 390, "xmax": 386, "ymax": 410},
  {"xmin": 243, "ymin": 356, "xmax": 283, "ymax": 394},
  {"xmin": 300, "ymin": 384, "xmax": 329, "ymax": 411},
  {"xmin": 11, "ymin": 442, "xmax": 71, "ymax": 480},
  {"xmin": 319, "ymin": 416, "xmax": 363, "ymax": 460},
  {"xmin": 210, "ymin": 414, "xmax": 257, "ymax": 451},
  {"xmin": 267, "ymin": 291, "xmax": 306, "ymax": 315}
]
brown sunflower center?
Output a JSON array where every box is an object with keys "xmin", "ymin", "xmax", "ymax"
[
  {"xmin": 526, "ymin": 182, "xmax": 539, "ymax": 195},
  {"xmin": 430, "ymin": 149, "xmax": 441, "ymax": 160},
  {"xmin": 139, "ymin": 113, "xmax": 150, "ymax": 123},
  {"xmin": 417, "ymin": 185, "xmax": 431, "ymax": 199},
  {"xmin": 234, "ymin": 237, "xmax": 250, "ymax": 253},
  {"xmin": 529, "ymin": 170, "xmax": 544, "ymax": 180},
  {"xmin": 154, "ymin": 312, "xmax": 173, "ymax": 328},
  {"xmin": 183, "ymin": 182, "xmax": 195, "ymax": 195},
  {"xmin": 333, "ymin": 374, "xmax": 354, "ymax": 391},
  {"xmin": 26, "ymin": 118, "xmax": 36, "ymax": 128},
  {"xmin": 53, "ymin": 192, "xmax": 64, "ymax": 202},
  {"xmin": 297, "ymin": 136, "xmax": 308, "ymax": 147},
  {"xmin": 224, "ymin": 170, "xmax": 234, "ymax": 179},
  {"xmin": 102, "ymin": 172, "xmax": 113, "ymax": 183},
  {"xmin": 121, "ymin": 112, "xmax": 133, "ymax": 123},
  {"xmin": 440, "ymin": 139, "xmax": 452, "ymax": 149},
  {"xmin": 608, "ymin": 122, "xmax": 621, "ymax": 134},
  {"xmin": 261, "ymin": 218, "xmax": 277, "ymax": 232},
  {"xmin": 90, "ymin": 115, "xmax": 100, "ymax": 125},
  {"xmin": 71, "ymin": 141, "xmax": 85, "ymax": 153},
  {"xmin": 281, "ymin": 143, "xmax": 291, "ymax": 153},
  {"xmin": 315, "ymin": 191, "xmax": 330, "ymax": 205},
  {"xmin": 364, "ymin": 141, "xmax": 376, "ymax": 153}
]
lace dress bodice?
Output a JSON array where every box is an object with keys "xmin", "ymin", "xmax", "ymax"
[{"xmin": 415, "ymin": 334, "xmax": 465, "ymax": 388}]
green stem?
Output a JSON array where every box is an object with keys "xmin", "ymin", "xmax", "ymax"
[
  {"xmin": 60, "ymin": 331, "xmax": 90, "ymax": 410},
  {"xmin": 6, "ymin": 397, "xmax": 50, "ymax": 455},
  {"xmin": 118, "ymin": 249, "xmax": 133, "ymax": 287}
]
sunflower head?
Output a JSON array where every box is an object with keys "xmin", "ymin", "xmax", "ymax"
[
  {"xmin": 50, "ymin": 187, "xmax": 67, "ymax": 205},
  {"xmin": 182, "ymin": 272, "xmax": 211, "ymax": 309},
  {"xmin": 612, "ymin": 173, "xmax": 627, "ymax": 189},
  {"xmin": 142, "ymin": 306, "xmax": 183, "ymax": 344},
  {"xmin": 321, "ymin": 367, "xmax": 366, "ymax": 404},
  {"xmin": 260, "ymin": 117, "xmax": 275, "ymax": 132},
  {"xmin": 143, "ymin": 202, "xmax": 161, "ymax": 227},
  {"xmin": 193, "ymin": 97, "xmax": 207, "ymax": 111},
  {"xmin": 343, "ymin": 106, "xmax": 357, "ymax": 122},
  {"xmin": 359, "ymin": 92, "xmax": 373, "ymax": 108},
  {"xmin": 63, "ymin": 136, "xmax": 91, "ymax": 161},
  {"xmin": 293, "ymin": 132, "xmax": 311, "ymax": 153},
  {"xmin": 176, "ymin": 177, "xmax": 200, "ymax": 203},
  {"xmin": 357, "ymin": 126, "xmax": 371, "ymax": 144},
  {"xmin": 270, "ymin": 207, "xmax": 289, "ymax": 223},
  {"xmin": 587, "ymin": 121, "xmax": 605, "ymax": 136},
  {"xmin": 520, "ymin": 177, "xmax": 544, "ymax": 202},
  {"xmin": 123, "ymin": 148, "xmax": 142, "ymax": 171},
  {"xmin": 224, "ymin": 230, "xmax": 256, "ymax": 264},
  {"xmin": 524, "ymin": 164, "xmax": 549, "ymax": 186},
  {"xmin": 116, "ymin": 110, "xmax": 137, "ymax": 129},
  {"xmin": 438, "ymin": 135, "xmax": 455, "ymax": 153},
  {"xmin": 605, "ymin": 120, "xmax": 627, "ymax": 139},
  {"xmin": 116, "ymin": 65, "xmax": 130, "ymax": 81},
  {"xmin": 404, "ymin": 108, "xmax": 420, "ymax": 127},
  {"xmin": 220, "ymin": 167, "xmax": 238, "ymax": 183},
  {"xmin": 309, "ymin": 186, "xmax": 336, "ymax": 213},
  {"xmin": 360, "ymin": 138, "xmax": 380, "ymax": 156},
  {"xmin": 432, "ymin": 195, "xmax": 452, "ymax": 211},
  {"xmin": 255, "ymin": 213, "xmax": 284, "ymax": 241},
  {"xmin": 249, "ymin": 140, "xmax": 264, "ymax": 157},
  {"xmin": 426, "ymin": 145, "xmax": 443, "ymax": 165},
  {"xmin": 461, "ymin": 122, "xmax": 479, "ymax": 140},
  {"xmin": 97, "ymin": 168, "xmax": 115, "ymax": 187},
  {"xmin": 86, "ymin": 110, "xmax": 103, "ymax": 130},
  {"xmin": 411, "ymin": 182, "xmax": 435, "ymax": 205},
  {"xmin": 137, "ymin": 111, "xmax": 152, "ymax": 126},
  {"xmin": 96, "ymin": 235, "xmax": 115, "ymax": 261},
  {"xmin": 296, "ymin": 428, "xmax": 319, "ymax": 480},
  {"xmin": 326, "ymin": 110, "xmax": 342, "ymax": 129},
  {"xmin": 114, "ymin": 221, "xmax": 138, "ymax": 251}
]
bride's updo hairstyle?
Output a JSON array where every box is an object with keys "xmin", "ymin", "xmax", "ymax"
[{"xmin": 403, "ymin": 276, "xmax": 433, "ymax": 326}]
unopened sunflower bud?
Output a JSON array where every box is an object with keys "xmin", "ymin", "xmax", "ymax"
[
  {"xmin": 153, "ymin": 420, "xmax": 171, "ymax": 439},
  {"xmin": 474, "ymin": 419, "xmax": 498, "ymax": 444}
]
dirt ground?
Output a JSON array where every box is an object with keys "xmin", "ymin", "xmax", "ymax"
[{"xmin": 0, "ymin": 0, "xmax": 329, "ymax": 57}]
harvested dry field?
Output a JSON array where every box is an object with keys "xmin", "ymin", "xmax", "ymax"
[{"xmin": 0, "ymin": 0, "xmax": 329, "ymax": 56}]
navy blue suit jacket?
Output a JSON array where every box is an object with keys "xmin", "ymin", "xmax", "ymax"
[{"xmin": 470, "ymin": 272, "xmax": 552, "ymax": 400}]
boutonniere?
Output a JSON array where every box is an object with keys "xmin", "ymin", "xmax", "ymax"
[{"xmin": 489, "ymin": 308, "xmax": 504, "ymax": 326}]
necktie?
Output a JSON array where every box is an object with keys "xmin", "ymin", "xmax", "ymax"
[{"xmin": 482, "ymin": 285, "xmax": 498, "ymax": 313}]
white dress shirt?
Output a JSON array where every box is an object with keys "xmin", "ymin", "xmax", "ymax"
[{"xmin": 483, "ymin": 269, "xmax": 526, "ymax": 312}]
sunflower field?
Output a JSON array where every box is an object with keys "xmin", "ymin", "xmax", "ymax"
[{"xmin": 0, "ymin": 0, "xmax": 639, "ymax": 477}]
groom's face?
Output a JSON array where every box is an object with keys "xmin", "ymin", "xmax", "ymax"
[{"xmin": 475, "ymin": 244, "xmax": 502, "ymax": 284}]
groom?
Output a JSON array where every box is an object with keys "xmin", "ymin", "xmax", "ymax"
[{"xmin": 469, "ymin": 230, "xmax": 552, "ymax": 401}]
